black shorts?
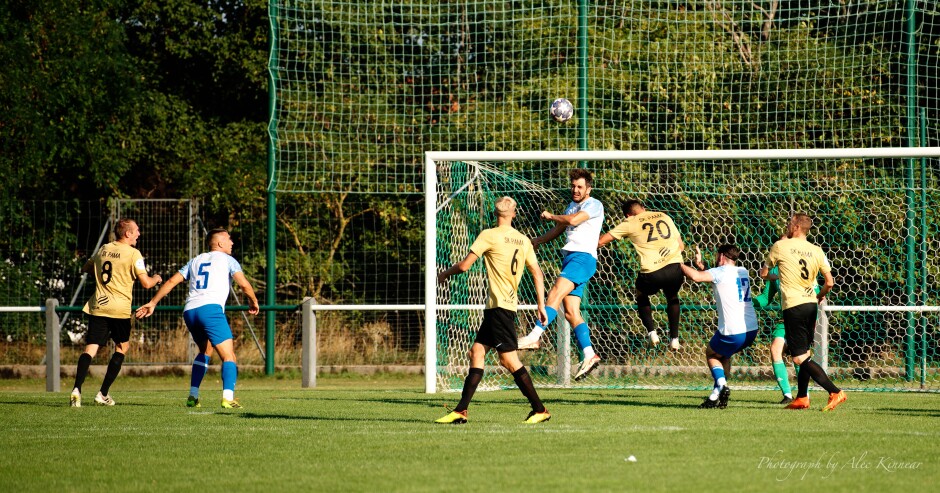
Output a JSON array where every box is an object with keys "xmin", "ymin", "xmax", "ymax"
[
  {"xmin": 783, "ymin": 303, "xmax": 817, "ymax": 357},
  {"xmin": 636, "ymin": 263, "xmax": 684, "ymax": 299},
  {"xmin": 474, "ymin": 308, "xmax": 518, "ymax": 352},
  {"xmin": 85, "ymin": 314, "xmax": 132, "ymax": 346}
]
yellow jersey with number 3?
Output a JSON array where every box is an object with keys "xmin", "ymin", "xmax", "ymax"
[
  {"xmin": 608, "ymin": 210, "xmax": 684, "ymax": 273},
  {"xmin": 82, "ymin": 241, "xmax": 147, "ymax": 318},
  {"xmin": 765, "ymin": 237, "xmax": 831, "ymax": 310},
  {"xmin": 469, "ymin": 226, "xmax": 537, "ymax": 311}
]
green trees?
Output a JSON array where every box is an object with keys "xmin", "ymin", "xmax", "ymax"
[
  {"xmin": 0, "ymin": 0, "xmax": 269, "ymax": 212},
  {"xmin": 0, "ymin": 0, "xmax": 935, "ymax": 314}
]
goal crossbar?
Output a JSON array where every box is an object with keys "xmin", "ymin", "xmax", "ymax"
[{"xmin": 426, "ymin": 147, "xmax": 940, "ymax": 163}]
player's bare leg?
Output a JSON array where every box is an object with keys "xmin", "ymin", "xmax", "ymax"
[{"xmin": 517, "ymin": 277, "xmax": 575, "ymax": 349}]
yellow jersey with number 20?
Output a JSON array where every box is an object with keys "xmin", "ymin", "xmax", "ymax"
[{"xmin": 608, "ymin": 210, "xmax": 684, "ymax": 273}]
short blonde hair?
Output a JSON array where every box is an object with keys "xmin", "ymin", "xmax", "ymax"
[{"xmin": 494, "ymin": 196, "xmax": 517, "ymax": 217}]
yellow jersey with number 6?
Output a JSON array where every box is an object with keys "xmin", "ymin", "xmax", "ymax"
[
  {"xmin": 765, "ymin": 237, "xmax": 831, "ymax": 310},
  {"xmin": 469, "ymin": 226, "xmax": 537, "ymax": 311},
  {"xmin": 82, "ymin": 241, "xmax": 147, "ymax": 318}
]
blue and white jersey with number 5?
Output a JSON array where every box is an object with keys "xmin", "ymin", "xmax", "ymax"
[
  {"xmin": 706, "ymin": 265, "xmax": 758, "ymax": 336},
  {"xmin": 180, "ymin": 251, "xmax": 243, "ymax": 312}
]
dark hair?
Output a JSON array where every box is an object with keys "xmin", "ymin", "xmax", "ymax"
[
  {"xmin": 114, "ymin": 218, "xmax": 136, "ymax": 238},
  {"xmin": 792, "ymin": 213, "xmax": 813, "ymax": 231},
  {"xmin": 206, "ymin": 228, "xmax": 229, "ymax": 247},
  {"xmin": 621, "ymin": 199, "xmax": 644, "ymax": 216},
  {"xmin": 569, "ymin": 168, "xmax": 593, "ymax": 187},
  {"xmin": 717, "ymin": 244, "xmax": 740, "ymax": 262}
]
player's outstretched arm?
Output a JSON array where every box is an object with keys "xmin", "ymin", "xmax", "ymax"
[
  {"xmin": 233, "ymin": 272, "xmax": 260, "ymax": 315},
  {"xmin": 532, "ymin": 222, "xmax": 567, "ymax": 249},
  {"xmin": 752, "ymin": 267, "xmax": 778, "ymax": 308},
  {"xmin": 680, "ymin": 263, "xmax": 713, "ymax": 283},
  {"xmin": 526, "ymin": 258, "xmax": 548, "ymax": 326},
  {"xmin": 597, "ymin": 232, "xmax": 616, "ymax": 248},
  {"xmin": 135, "ymin": 272, "xmax": 184, "ymax": 319},
  {"xmin": 437, "ymin": 253, "xmax": 479, "ymax": 283}
]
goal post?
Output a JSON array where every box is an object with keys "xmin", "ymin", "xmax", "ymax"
[{"xmin": 425, "ymin": 148, "xmax": 940, "ymax": 394}]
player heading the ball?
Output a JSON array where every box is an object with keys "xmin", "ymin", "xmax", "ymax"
[{"xmin": 516, "ymin": 169, "xmax": 604, "ymax": 382}]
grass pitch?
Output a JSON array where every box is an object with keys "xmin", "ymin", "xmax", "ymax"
[{"xmin": 1, "ymin": 374, "xmax": 937, "ymax": 492}]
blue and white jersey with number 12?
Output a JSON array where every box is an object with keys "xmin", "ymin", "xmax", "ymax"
[
  {"xmin": 707, "ymin": 265, "xmax": 759, "ymax": 336},
  {"xmin": 179, "ymin": 251, "xmax": 243, "ymax": 312}
]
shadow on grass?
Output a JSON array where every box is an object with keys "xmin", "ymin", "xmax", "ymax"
[
  {"xmin": 270, "ymin": 393, "xmax": 712, "ymax": 410},
  {"xmin": 272, "ymin": 395, "xmax": 437, "ymax": 407},
  {"xmin": 237, "ymin": 411, "xmax": 425, "ymax": 424},
  {"xmin": 0, "ymin": 400, "xmax": 74, "ymax": 408},
  {"xmin": 0, "ymin": 399, "xmax": 149, "ymax": 408},
  {"xmin": 864, "ymin": 407, "xmax": 940, "ymax": 418}
]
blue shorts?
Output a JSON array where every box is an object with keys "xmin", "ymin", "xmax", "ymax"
[
  {"xmin": 709, "ymin": 330, "xmax": 757, "ymax": 358},
  {"xmin": 559, "ymin": 251, "xmax": 597, "ymax": 298},
  {"xmin": 183, "ymin": 304, "xmax": 233, "ymax": 346}
]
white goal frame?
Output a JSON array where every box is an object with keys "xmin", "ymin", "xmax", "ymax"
[{"xmin": 424, "ymin": 147, "xmax": 940, "ymax": 393}]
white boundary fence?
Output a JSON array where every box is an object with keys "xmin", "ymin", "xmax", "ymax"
[{"xmin": 2, "ymin": 299, "xmax": 938, "ymax": 392}]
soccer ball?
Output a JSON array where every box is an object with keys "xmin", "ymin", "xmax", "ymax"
[{"xmin": 549, "ymin": 98, "xmax": 574, "ymax": 122}]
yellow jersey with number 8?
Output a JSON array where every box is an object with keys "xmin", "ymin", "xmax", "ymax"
[{"xmin": 82, "ymin": 241, "xmax": 147, "ymax": 318}]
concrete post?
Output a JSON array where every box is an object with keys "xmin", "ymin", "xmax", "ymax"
[
  {"xmin": 45, "ymin": 299, "xmax": 60, "ymax": 392},
  {"xmin": 301, "ymin": 297, "xmax": 317, "ymax": 388}
]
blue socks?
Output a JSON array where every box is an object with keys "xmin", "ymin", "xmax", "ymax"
[
  {"xmin": 574, "ymin": 322, "xmax": 596, "ymax": 360},
  {"xmin": 221, "ymin": 361, "xmax": 237, "ymax": 401},
  {"xmin": 573, "ymin": 322, "xmax": 593, "ymax": 351},
  {"xmin": 190, "ymin": 353, "xmax": 211, "ymax": 398},
  {"xmin": 710, "ymin": 365, "xmax": 727, "ymax": 389},
  {"xmin": 538, "ymin": 307, "xmax": 558, "ymax": 329}
]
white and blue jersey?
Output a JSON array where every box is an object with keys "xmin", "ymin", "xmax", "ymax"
[
  {"xmin": 707, "ymin": 265, "xmax": 758, "ymax": 336},
  {"xmin": 560, "ymin": 197, "xmax": 604, "ymax": 259},
  {"xmin": 179, "ymin": 251, "xmax": 243, "ymax": 346},
  {"xmin": 181, "ymin": 251, "xmax": 242, "ymax": 312}
]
